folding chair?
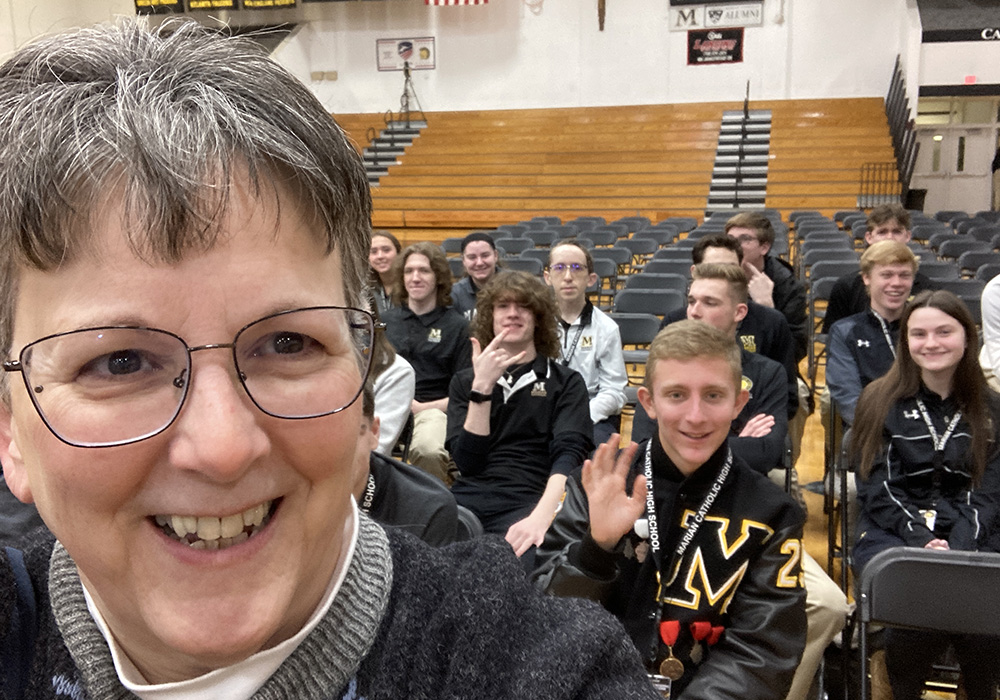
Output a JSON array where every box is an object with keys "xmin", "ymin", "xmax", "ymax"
[
  {"xmin": 807, "ymin": 276, "xmax": 838, "ymax": 395},
  {"xmin": 932, "ymin": 278, "xmax": 985, "ymax": 300},
  {"xmin": 544, "ymin": 224, "xmax": 579, "ymax": 239},
  {"xmin": 524, "ymin": 230, "xmax": 556, "ymax": 248},
  {"xmin": 613, "ymin": 288, "xmax": 684, "ymax": 318},
  {"xmin": 975, "ymin": 263, "xmax": 1000, "ymax": 282},
  {"xmin": 609, "ymin": 312, "xmax": 661, "ymax": 384},
  {"xmin": 591, "ymin": 257, "xmax": 618, "ymax": 306},
  {"xmin": 918, "ymin": 260, "xmax": 961, "ymax": 281},
  {"xmin": 496, "ymin": 224, "xmax": 528, "ymax": 236},
  {"xmin": 634, "ymin": 228, "xmax": 677, "ymax": 247},
  {"xmin": 957, "ymin": 250, "xmax": 999, "ymax": 277},
  {"xmin": 601, "ymin": 246, "xmax": 634, "ymax": 282},
  {"xmin": 617, "ymin": 238, "xmax": 658, "ymax": 273},
  {"xmin": 448, "ymin": 258, "xmax": 465, "ymax": 279},
  {"xmin": 578, "ymin": 230, "xmax": 617, "ymax": 247},
  {"xmin": 501, "ymin": 257, "xmax": 543, "ymax": 276},
  {"xmin": 442, "ymin": 237, "xmax": 464, "ymax": 255},
  {"xmin": 519, "ymin": 248, "xmax": 551, "ymax": 267},
  {"xmin": 809, "ymin": 261, "xmax": 860, "ymax": 285},
  {"xmin": 968, "ymin": 224, "xmax": 1000, "ymax": 244},
  {"xmin": 613, "ymin": 216, "xmax": 651, "ymax": 233},
  {"xmin": 496, "ymin": 238, "xmax": 532, "ymax": 257},
  {"xmin": 642, "ymin": 259, "xmax": 693, "ymax": 277},
  {"xmin": 857, "ymin": 547, "xmax": 1000, "ymax": 700},
  {"xmin": 624, "ymin": 273, "xmax": 688, "ymax": 297},
  {"xmin": 660, "ymin": 217, "xmax": 698, "ymax": 234},
  {"xmin": 937, "ymin": 238, "xmax": 990, "ymax": 261},
  {"xmin": 652, "ymin": 247, "xmax": 695, "ymax": 262},
  {"xmin": 933, "ymin": 210, "xmax": 969, "ymax": 225}
]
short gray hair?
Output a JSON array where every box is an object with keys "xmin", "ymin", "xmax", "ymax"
[{"xmin": 0, "ymin": 19, "xmax": 372, "ymax": 377}]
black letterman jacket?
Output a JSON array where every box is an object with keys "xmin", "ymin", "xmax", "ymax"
[
  {"xmin": 856, "ymin": 387, "xmax": 1000, "ymax": 551},
  {"xmin": 826, "ymin": 309, "xmax": 898, "ymax": 424},
  {"xmin": 533, "ymin": 438, "xmax": 805, "ymax": 700}
]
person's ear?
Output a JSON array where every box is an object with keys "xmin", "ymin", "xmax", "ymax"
[
  {"xmin": 734, "ymin": 303, "xmax": 748, "ymax": 324},
  {"xmin": 0, "ymin": 405, "xmax": 33, "ymax": 504},
  {"xmin": 587, "ymin": 271, "xmax": 598, "ymax": 288},
  {"xmin": 637, "ymin": 385, "xmax": 656, "ymax": 421},
  {"xmin": 760, "ymin": 240, "xmax": 771, "ymax": 256},
  {"xmin": 732, "ymin": 388, "xmax": 750, "ymax": 419}
]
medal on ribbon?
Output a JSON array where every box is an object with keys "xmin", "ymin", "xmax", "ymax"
[{"xmin": 658, "ymin": 621, "xmax": 685, "ymax": 681}]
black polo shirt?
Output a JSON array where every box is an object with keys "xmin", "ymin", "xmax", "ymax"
[
  {"xmin": 382, "ymin": 305, "xmax": 472, "ymax": 402},
  {"xmin": 446, "ymin": 354, "xmax": 594, "ymax": 519}
]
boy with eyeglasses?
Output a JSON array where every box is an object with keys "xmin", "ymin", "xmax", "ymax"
[
  {"xmin": 544, "ymin": 240, "xmax": 627, "ymax": 444},
  {"xmin": 0, "ymin": 21, "xmax": 661, "ymax": 699}
]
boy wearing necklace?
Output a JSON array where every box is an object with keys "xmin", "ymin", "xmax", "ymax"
[
  {"xmin": 535, "ymin": 321, "xmax": 806, "ymax": 699},
  {"xmin": 544, "ymin": 240, "xmax": 627, "ymax": 445},
  {"xmin": 827, "ymin": 240, "xmax": 918, "ymax": 424},
  {"xmin": 446, "ymin": 271, "xmax": 593, "ymax": 564}
]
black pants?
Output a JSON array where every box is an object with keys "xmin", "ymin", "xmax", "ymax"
[{"xmin": 885, "ymin": 628, "xmax": 1000, "ymax": 700}]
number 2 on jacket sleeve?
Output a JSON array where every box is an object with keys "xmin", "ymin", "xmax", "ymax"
[{"xmin": 776, "ymin": 539, "xmax": 804, "ymax": 588}]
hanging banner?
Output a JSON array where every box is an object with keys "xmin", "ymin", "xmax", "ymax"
[
  {"xmin": 687, "ymin": 27, "xmax": 744, "ymax": 65},
  {"xmin": 188, "ymin": 0, "xmax": 237, "ymax": 8},
  {"xmin": 134, "ymin": 0, "xmax": 183, "ymax": 14},
  {"xmin": 376, "ymin": 38, "xmax": 436, "ymax": 72},
  {"xmin": 242, "ymin": 0, "xmax": 296, "ymax": 7}
]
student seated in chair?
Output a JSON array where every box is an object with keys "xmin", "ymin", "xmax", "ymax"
[
  {"xmin": 827, "ymin": 240, "xmax": 917, "ymax": 424},
  {"xmin": 535, "ymin": 321, "xmax": 806, "ymax": 700},
  {"xmin": 851, "ymin": 290, "xmax": 1000, "ymax": 700},
  {"xmin": 447, "ymin": 270, "xmax": 593, "ymax": 566},
  {"xmin": 382, "ymin": 242, "xmax": 472, "ymax": 484},
  {"xmin": 352, "ymin": 381, "xmax": 459, "ymax": 547},
  {"xmin": 545, "ymin": 240, "xmax": 628, "ymax": 445}
]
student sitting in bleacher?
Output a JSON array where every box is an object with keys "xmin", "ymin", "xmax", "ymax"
[
  {"xmin": 851, "ymin": 289, "xmax": 1000, "ymax": 700},
  {"xmin": 821, "ymin": 203, "xmax": 933, "ymax": 333},
  {"xmin": 382, "ymin": 243, "xmax": 472, "ymax": 484},
  {"xmin": 447, "ymin": 270, "xmax": 593, "ymax": 567},
  {"xmin": 535, "ymin": 321, "xmax": 806, "ymax": 700},
  {"xmin": 544, "ymin": 240, "xmax": 627, "ymax": 445},
  {"xmin": 827, "ymin": 241, "xmax": 917, "ymax": 424}
]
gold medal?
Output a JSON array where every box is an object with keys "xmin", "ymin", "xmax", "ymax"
[{"xmin": 659, "ymin": 653, "xmax": 684, "ymax": 681}]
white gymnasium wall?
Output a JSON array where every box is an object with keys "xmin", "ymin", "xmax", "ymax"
[
  {"xmin": 0, "ymin": 0, "xmax": 931, "ymax": 116},
  {"xmin": 0, "ymin": 0, "xmax": 133, "ymax": 60},
  {"xmin": 276, "ymin": 0, "xmax": 922, "ymax": 115}
]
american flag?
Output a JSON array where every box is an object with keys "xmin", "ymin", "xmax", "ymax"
[{"xmin": 426, "ymin": 0, "xmax": 488, "ymax": 4}]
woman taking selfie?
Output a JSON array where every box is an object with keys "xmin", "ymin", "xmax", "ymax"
[{"xmin": 852, "ymin": 290, "xmax": 1000, "ymax": 700}]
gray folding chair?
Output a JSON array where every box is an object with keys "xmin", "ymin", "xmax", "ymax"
[{"xmin": 858, "ymin": 548, "xmax": 1000, "ymax": 700}]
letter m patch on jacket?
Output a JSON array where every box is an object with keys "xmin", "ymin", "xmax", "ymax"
[{"xmin": 660, "ymin": 513, "xmax": 777, "ymax": 615}]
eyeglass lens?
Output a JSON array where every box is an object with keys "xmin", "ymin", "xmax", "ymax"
[{"xmin": 16, "ymin": 307, "xmax": 373, "ymax": 448}]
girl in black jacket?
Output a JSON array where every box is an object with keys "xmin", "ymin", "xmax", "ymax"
[{"xmin": 852, "ymin": 290, "xmax": 1000, "ymax": 700}]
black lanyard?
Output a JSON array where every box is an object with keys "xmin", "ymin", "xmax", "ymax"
[
  {"xmin": 640, "ymin": 442, "xmax": 732, "ymax": 667},
  {"xmin": 872, "ymin": 310, "xmax": 897, "ymax": 359},
  {"xmin": 560, "ymin": 319, "xmax": 587, "ymax": 367},
  {"xmin": 359, "ymin": 473, "xmax": 376, "ymax": 513},
  {"xmin": 641, "ymin": 442, "xmax": 733, "ymax": 581}
]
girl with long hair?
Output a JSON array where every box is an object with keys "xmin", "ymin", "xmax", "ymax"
[
  {"xmin": 851, "ymin": 290, "xmax": 1000, "ymax": 700},
  {"xmin": 369, "ymin": 230, "xmax": 401, "ymax": 315}
]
